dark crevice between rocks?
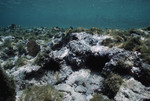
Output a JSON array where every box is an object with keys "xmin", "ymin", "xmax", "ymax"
[
  {"xmin": 112, "ymin": 66, "xmax": 132, "ymax": 76},
  {"xmin": 25, "ymin": 58, "xmax": 61, "ymax": 80},
  {"xmin": 52, "ymin": 34, "xmax": 72, "ymax": 50},
  {"xmin": 134, "ymin": 74, "xmax": 150, "ymax": 87},
  {"xmin": 85, "ymin": 55, "xmax": 110, "ymax": 72},
  {"xmin": 68, "ymin": 65, "xmax": 80, "ymax": 71},
  {"xmin": 43, "ymin": 58, "xmax": 61, "ymax": 72},
  {"xmin": 51, "ymin": 40, "xmax": 66, "ymax": 50},
  {"xmin": 65, "ymin": 56, "xmax": 85, "ymax": 71},
  {"xmin": 65, "ymin": 60, "xmax": 81, "ymax": 71},
  {"xmin": 25, "ymin": 68, "xmax": 45, "ymax": 80},
  {"xmin": 132, "ymin": 64, "xmax": 150, "ymax": 87},
  {"xmin": 143, "ymin": 99, "xmax": 150, "ymax": 101}
]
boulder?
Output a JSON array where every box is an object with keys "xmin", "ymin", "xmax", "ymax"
[{"xmin": 115, "ymin": 78, "xmax": 150, "ymax": 101}]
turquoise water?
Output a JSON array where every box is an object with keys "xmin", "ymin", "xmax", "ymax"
[{"xmin": 0, "ymin": 0, "xmax": 150, "ymax": 29}]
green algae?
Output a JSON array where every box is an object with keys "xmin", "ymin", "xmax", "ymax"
[
  {"xmin": 101, "ymin": 38, "xmax": 114, "ymax": 47},
  {"xmin": 100, "ymin": 28, "xmax": 150, "ymax": 64},
  {"xmin": 122, "ymin": 37, "xmax": 142, "ymax": 51},
  {"xmin": 16, "ymin": 56, "xmax": 27, "ymax": 67},
  {"xmin": 115, "ymin": 59, "xmax": 133, "ymax": 75},
  {"xmin": 20, "ymin": 85, "xmax": 63, "ymax": 101},
  {"xmin": 65, "ymin": 27, "xmax": 104, "ymax": 35},
  {"xmin": 90, "ymin": 93, "xmax": 114, "ymax": 101},
  {"xmin": 103, "ymin": 73, "xmax": 123, "ymax": 98}
]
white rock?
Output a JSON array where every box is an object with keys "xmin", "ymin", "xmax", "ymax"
[
  {"xmin": 75, "ymin": 85, "xmax": 87, "ymax": 93},
  {"xmin": 115, "ymin": 78, "xmax": 150, "ymax": 101},
  {"xmin": 66, "ymin": 69, "xmax": 91, "ymax": 85}
]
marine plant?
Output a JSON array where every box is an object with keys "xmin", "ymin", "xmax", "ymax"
[
  {"xmin": 74, "ymin": 27, "xmax": 88, "ymax": 33},
  {"xmin": 101, "ymin": 38, "xmax": 114, "ymax": 47},
  {"xmin": 87, "ymin": 27, "xmax": 103, "ymax": 35},
  {"xmin": 122, "ymin": 37, "xmax": 142, "ymax": 51},
  {"xmin": 138, "ymin": 39, "xmax": 150, "ymax": 64},
  {"xmin": 90, "ymin": 93, "xmax": 114, "ymax": 101},
  {"xmin": 20, "ymin": 85, "xmax": 63, "ymax": 101},
  {"xmin": 27, "ymin": 39, "xmax": 40, "ymax": 57},
  {"xmin": 103, "ymin": 73, "xmax": 123, "ymax": 98},
  {"xmin": 16, "ymin": 56, "xmax": 27, "ymax": 67}
]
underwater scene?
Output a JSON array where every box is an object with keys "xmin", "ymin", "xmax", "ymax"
[{"xmin": 0, "ymin": 0, "xmax": 150, "ymax": 101}]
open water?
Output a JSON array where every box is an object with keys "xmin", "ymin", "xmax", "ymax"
[{"xmin": 0, "ymin": 0, "xmax": 150, "ymax": 29}]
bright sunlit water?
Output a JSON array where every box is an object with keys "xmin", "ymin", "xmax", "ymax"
[{"xmin": 0, "ymin": 0, "xmax": 150, "ymax": 29}]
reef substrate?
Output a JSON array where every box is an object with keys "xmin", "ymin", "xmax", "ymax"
[{"xmin": 0, "ymin": 24, "xmax": 150, "ymax": 101}]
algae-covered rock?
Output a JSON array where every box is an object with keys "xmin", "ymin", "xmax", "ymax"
[
  {"xmin": 0, "ymin": 67, "xmax": 16, "ymax": 101},
  {"xmin": 123, "ymin": 37, "xmax": 142, "ymax": 51},
  {"xmin": 103, "ymin": 73, "xmax": 123, "ymax": 98},
  {"xmin": 20, "ymin": 85, "xmax": 63, "ymax": 101},
  {"xmin": 113, "ymin": 57, "xmax": 133, "ymax": 75},
  {"xmin": 90, "ymin": 93, "xmax": 113, "ymax": 101},
  {"xmin": 88, "ymin": 27, "xmax": 103, "ymax": 35},
  {"xmin": 101, "ymin": 38, "xmax": 114, "ymax": 47},
  {"xmin": 15, "ymin": 56, "xmax": 27, "ymax": 67},
  {"xmin": 138, "ymin": 39, "xmax": 150, "ymax": 64}
]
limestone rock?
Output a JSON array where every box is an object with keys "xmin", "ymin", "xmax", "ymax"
[{"xmin": 115, "ymin": 78, "xmax": 150, "ymax": 101}]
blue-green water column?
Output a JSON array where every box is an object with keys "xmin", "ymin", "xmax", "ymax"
[{"xmin": 0, "ymin": 0, "xmax": 150, "ymax": 29}]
